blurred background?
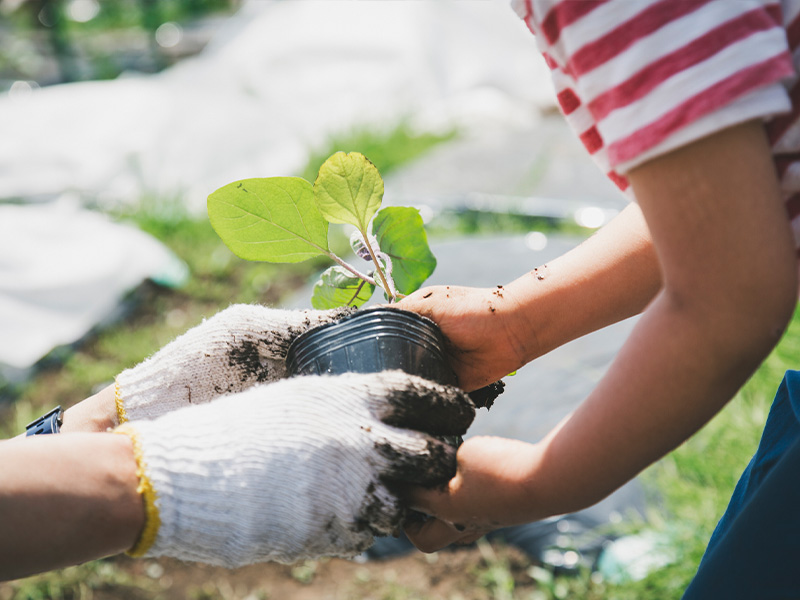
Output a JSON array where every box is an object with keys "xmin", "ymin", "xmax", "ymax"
[{"xmin": 0, "ymin": 1, "xmax": 792, "ymax": 599}]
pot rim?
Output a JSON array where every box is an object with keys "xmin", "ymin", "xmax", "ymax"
[
  {"xmin": 286, "ymin": 305, "xmax": 450, "ymax": 377},
  {"xmin": 291, "ymin": 305, "xmax": 439, "ymax": 347}
]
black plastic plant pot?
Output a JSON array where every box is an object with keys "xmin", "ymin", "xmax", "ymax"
[{"xmin": 286, "ymin": 306, "xmax": 457, "ymax": 385}]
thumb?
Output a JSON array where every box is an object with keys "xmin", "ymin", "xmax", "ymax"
[
  {"xmin": 395, "ymin": 287, "xmax": 438, "ymax": 316},
  {"xmin": 402, "ymin": 482, "xmax": 477, "ymax": 553},
  {"xmin": 403, "ymin": 513, "xmax": 466, "ymax": 554},
  {"xmin": 404, "ymin": 481, "xmax": 452, "ymax": 516}
]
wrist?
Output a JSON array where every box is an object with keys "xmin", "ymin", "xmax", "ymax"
[
  {"xmin": 497, "ymin": 439, "xmax": 560, "ymax": 524},
  {"xmin": 518, "ymin": 439, "xmax": 565, "ymax": 521},
  {"xmin": 105, "ymin": 433, "xmax": 149, "ymax": 554},
  {"xmin": 503, "ymin": 271, "xmax": 553, "ymax": 365},
  {"xmin": 61, "ymin": 385, "xmax": 119, "ymax": 433},
  {"xmin": 113, "ymin": 424, "xmax": 161, "ymax": 558}
]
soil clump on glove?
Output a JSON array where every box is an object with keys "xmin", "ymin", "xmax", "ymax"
[
  {"xmin": 467, "ymin": 380, "xmax": 505, "ymax": 409},
  {"xmin": 222, "ymin": 306, "xmax": 356, "ymax": 386}
]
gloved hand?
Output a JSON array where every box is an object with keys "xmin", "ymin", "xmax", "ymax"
[
  {"xmin": 115, "ymin": 304, "xmax": 353, "ymax": 422},
  {"xmin": 115, "ymin": 371, "xmax": 475, "ymax": 567}
]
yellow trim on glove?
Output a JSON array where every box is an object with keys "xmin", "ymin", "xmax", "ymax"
[
  {"xmin": 114, "ymin": 379, "xmax": 129, "ymax": 424},
  {"xmin": 115, "ymin": 424, "xmax": 161, "ymax": 557}
]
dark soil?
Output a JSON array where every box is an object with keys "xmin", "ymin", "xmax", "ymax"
[
  {"xmin": 467, "ymin": 381, "xmax": 505, "ymax": 410},
  {"xmin": 0, "ymin": 545, "xmax": 539, "ymax": 600}
]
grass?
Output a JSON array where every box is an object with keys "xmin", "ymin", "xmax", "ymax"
[
  {"xmin": 3, "ymin": 560, "xmax": 157, "ymax": 600},
  {"xmin": 0, "ymin": 0, "xmax": 238, "ymax": 85},
  {"xmin": 425, "ymin": 209, "xmax": 588, "ymax": 239},
  {"xmin": 299, "ymin": 122, "xmax": 457, "ymax": 184}
]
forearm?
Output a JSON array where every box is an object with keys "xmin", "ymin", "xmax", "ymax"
[
  {"xmin": 0, "ymin": 433, "xmax": 144, "ymax": 581},
  {"xmin": 527, "ymin": 289, "xmax": 785, "ymax": 518},
  {"xmin": 396, "ymin": 204, "xmax": 660, "ymax": 392},
  {"xmin": 505, "ymin": 202, "xmax": 661, "ymax": 362}
]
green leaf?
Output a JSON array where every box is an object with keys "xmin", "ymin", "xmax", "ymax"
[
  {"xmin": 314, "ymin": 152, "xmax": 384, "ymax": 231},
  {"xmin": 311, "ymin": 266, "xmax": 376, "ymax": 309},
  {"xmin": 372, "ymin": 206, "xmax": 436, "ymax": 295},
  {"xmin": 208, "ymin": 177, "xmax": 328, "ymax": 263}
]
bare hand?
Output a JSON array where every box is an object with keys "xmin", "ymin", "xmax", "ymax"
[
  {"xmin": 398, "ymin": 285, "xmax": 532, "ymax": 392},
  {"xmin": 402, "ymin": 436, "xmax": 543, "ymax": 552}
]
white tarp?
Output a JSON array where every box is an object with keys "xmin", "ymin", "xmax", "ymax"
[
  {"xmin": 0, "ymin": 197, "xmax": 187, "ymax": 381},
  {"xmin": 0, "ymin": 0, "xmax": 552, "ymax": 213}
]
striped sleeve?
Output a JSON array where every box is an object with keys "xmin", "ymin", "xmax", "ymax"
[{"xmin": 513, "ymin": 0, "xmax": 795, "ymax": 189}]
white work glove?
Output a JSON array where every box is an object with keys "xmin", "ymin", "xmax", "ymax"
[
  {"xmin": 115, "ymin": 304, "xmax": 353, "ymax": 422},
  {"xmin": 115, "ymin": 371, "xmax": 475, "ymax": 567}
]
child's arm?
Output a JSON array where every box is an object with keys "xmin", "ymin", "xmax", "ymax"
[
  {"xmin": 404, "ymin": 120, "xmax": 799, "ymax": 551},
  {"xmin": 399, "ymin": 201, "xmax": 661, "ymax": 392}
]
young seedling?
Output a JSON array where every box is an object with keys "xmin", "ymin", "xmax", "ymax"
[{"xmin": 207, "ymin": 152, "xmax": 436, "ymax": 309}]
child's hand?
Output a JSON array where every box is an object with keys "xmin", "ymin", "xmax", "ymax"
[
  {"xmin": 398, "ymin": 285, "xmax": 532, "ymax": 392},
  {"xmin": 402, "ymin": 435, "xmax": 544, "ymax": 552}
]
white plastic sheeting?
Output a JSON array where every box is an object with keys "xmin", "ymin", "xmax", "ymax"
[
  {"xmin": 0, "ymin": 0, "xmax": 552, "ymax": 212},
  {"xmin": 0, "ymin": 197, "xmax": 187, "ymax": 381}
]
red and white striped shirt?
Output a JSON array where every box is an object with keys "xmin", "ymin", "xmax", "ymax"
[{"xmin": 512, "ymin": 0, "xmax": 800, "ymax": 244}]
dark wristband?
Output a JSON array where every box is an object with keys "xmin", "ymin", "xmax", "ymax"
[{"xmin": 26, "ymin": 406, "xmax": 63, "ymax": 436}]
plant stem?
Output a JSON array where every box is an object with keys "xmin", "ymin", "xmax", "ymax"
[
  {"xmin": 362, "ymin": 233, "xmax": 395, "ymax": 302},
  {"xmin": 326, "ymin": 252, "xmax": 378, "ymax": 286},
  {"xmin": 376, "ymin": 251, "xmax": 398, "ymax": 299}
]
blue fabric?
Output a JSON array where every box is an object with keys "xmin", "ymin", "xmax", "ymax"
[{"xmin": 682, "ymin": 370, "xmax": 800, "ymax": 599}]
